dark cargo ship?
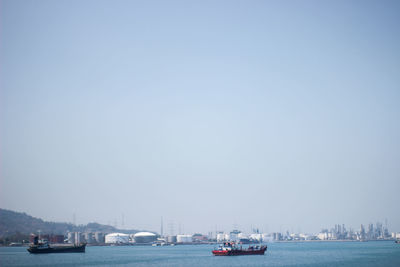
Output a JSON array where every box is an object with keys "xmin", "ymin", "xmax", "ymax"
[
  {"xmin": 212, "ymin": 242, "xmax": 267, "ymax": 256},
  {"xmin": 27, "ymin": 236, "xmax": 86, "ymax": 254}
]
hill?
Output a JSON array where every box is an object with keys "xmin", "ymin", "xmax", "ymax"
[{"xmin": 0, "ymin": 208, "xmax": 141, "ymax": 238}]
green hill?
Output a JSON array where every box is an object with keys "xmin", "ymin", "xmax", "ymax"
[{"xmin": 0, "ymin": 208, "xmax": 140, "ymax": 238}]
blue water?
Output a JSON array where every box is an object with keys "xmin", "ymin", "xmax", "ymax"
[{"xmin": 1, "ymin": 241, "xmax": 399, "ymax": 266}]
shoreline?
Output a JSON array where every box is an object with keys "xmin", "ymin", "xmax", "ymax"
[{"xmin": 1, "ymin": 239, "xmax": 397, "ymax": 247}]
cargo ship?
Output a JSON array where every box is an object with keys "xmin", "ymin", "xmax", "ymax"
[
  {"xmin": 27, "ymin": 236, "xmax": 86, "ymax": 254},
  {"xmin": 212, "ymin": 242, "xmax": 267, "ymax": 256}
]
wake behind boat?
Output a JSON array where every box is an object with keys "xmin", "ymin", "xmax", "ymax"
[
  {"xmin": 27, "ymin": 236, "xmax": 86, "ymax": 254},
  {"xmin": 212, "ymin": 242, "xmax": 267, "ymax": 256}
]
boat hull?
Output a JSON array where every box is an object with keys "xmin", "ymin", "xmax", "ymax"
[
  {"xmin": 212, "ymin": 246, "xmax": 267, "ymax": 256},
  {"xmin": 27, "ymin": 244, "xmax": 86, "ymax": 254}
]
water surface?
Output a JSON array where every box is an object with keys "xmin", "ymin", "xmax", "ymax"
[{"xmin": 1, "ymin": 241, "xmax": 399, "ymax": 266}]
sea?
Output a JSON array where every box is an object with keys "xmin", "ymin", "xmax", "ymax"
[{"xmin": 1, "ymin": 241, "xmax": 399, "ymax": 266}]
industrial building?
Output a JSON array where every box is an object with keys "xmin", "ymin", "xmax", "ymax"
[
  {"xmin": 176, "ymin": 234, "xmax": 193, "ymax": 243},
  {"xmin": 105, "ymin": 233, "xmax": 130, "ymax": 244}
]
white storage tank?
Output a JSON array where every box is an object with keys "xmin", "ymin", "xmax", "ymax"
[
  {"xmin": 250, "ymin": 233, "xmax": 262, "ymax": 242},
  {"xmin": 262, "ymin": 233, "xmax": 272, "ymax": 242},
  {"xmin": 216, "ymin": 233, "xmax": 225, "ymax": 242},
  {"xmin": 67, "ymin": 232, "xmax": 75, "ymax": 244},
  {"xmin": 75, "ymin": 232, "xmax": 83, "ymax": 244},
  {"xmin": 167, "ymin": 235, "xmax": 177, "ymax": 243},
  {"xmin": 238, "ymin": 233, "xmax": 248, "ymax": 239},
  {"xmin": 176, "ymin": 234, "xmax": 193, "ymax": 243},
  {"xmin": 229, "ymin": 230, "xmax": 241, "ymax": 242},
  {"xmin": 105, "ymin": 233, "xmax": 129, "ymax": 244},
  {"xmin": 134, "ymin": 232, "xmax": 157, "ymax": 243}
]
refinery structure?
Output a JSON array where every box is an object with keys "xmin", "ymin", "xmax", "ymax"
[{"xmin": 28, "ymin": 221, "xmax": 400, "ymax": 246}]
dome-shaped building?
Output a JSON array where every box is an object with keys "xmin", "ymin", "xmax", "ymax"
[
  {"xmin": 134, "ymin": 232, "xmax": 157, "ymax": 243},
  {"xmin": 105, "ymin": 233, "xmax": 129, "ymax": 244}
]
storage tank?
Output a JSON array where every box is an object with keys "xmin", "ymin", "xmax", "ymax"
[
  {"xmin": 105, "ymin": 233, "xmax": 129, "ymax": 244},
  {"xmin": 262, "ymin": 233, "xmax": 272, "ymax": 242},
  {"xmin": 250, "ymin": 233, "xmax": 262, "ymax": 242},
  {"xmin": 167, "ymin": 235, "xmax": 177, "ymax": 243},
  {"xmin": 229, "ymin": 230, "xmax": 241, "ymax": 242},
  {"xmin": 84, "ymin": 232, "xmax": 94, "ymax": 244},
  {"xmin": 67, "ymin": 232, "xmax": 75, "ymax": 244},
  {"xmin": 224, "ymin": 234, "xmax": 230, "ymax": 241},
  {"xmin": 216, "ymin": 233, "xmax": 225, "ymax": 242},
  {"xmin": 95, "ymin": 232, "xmax": 105, "ymax": 243},
  {"xmin": 134, "ymin": 232, "xmax": 157, "ymax": 243},
  {"xmin": 75, "ymin": 232, "xmax": 83, "ymax": 244},
  {"xmin": 176, "ymin": 234, "xmax": 193, "ymax": 243}
]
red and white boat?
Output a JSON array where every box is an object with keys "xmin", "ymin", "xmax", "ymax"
[{"xmin": 212, "ymin": 242, "xmax": 267, "ymax": 256}]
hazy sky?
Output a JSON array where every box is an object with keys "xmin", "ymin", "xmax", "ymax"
[{"xmin": 1, "ymin": 0, "xmax": 399, "ymax": 234}]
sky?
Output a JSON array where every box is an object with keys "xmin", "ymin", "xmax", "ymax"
[{"xmin": 1, "ymin": 0, "xmax": 400, "ymax": 235}]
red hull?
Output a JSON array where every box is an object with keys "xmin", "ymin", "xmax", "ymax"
[{"xmin": 212, "ymin": 246, "xmax": 267, "ymax": 256}]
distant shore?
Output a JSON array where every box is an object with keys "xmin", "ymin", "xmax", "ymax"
[{"xmin": 2, "ymin": 239, "xmax": 397, "ymax": 247}]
